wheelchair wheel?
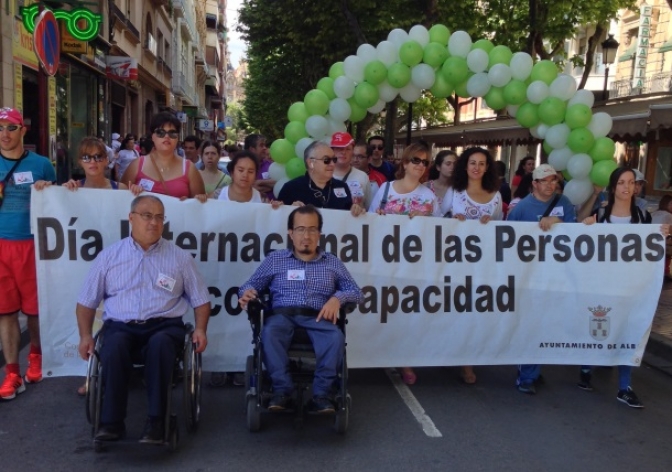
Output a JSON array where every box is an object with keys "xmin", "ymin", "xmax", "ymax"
[
  {"xmin": 183, "ymin": 340, "xmax": 202, "ymax": 432},
  {"xmin": 85, "ymin": 351, "xmax": 100, "ymax": 426},
  {"xmin": 168, "ymin": 414, "xmax": 179, "ymax": 452},
  {"xmin": 333, "ymin": 394, "xmax": 351, "ymax": 434},
  {"xmin": 246, "ymin": 396, "xmax": 261, "ymax": 432}
]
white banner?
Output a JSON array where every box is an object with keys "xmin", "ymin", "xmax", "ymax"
[{"xmin": 31, "ymin": 188, "xmax": 664, "ymax": 377}]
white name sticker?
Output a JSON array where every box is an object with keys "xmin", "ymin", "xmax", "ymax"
[
  {"xmin": 139, "ymin": 178, "xmax": 155, "ymax": 191},
  {"xmin": 550, "ymin": 207, "xmax": 565, "ymax": 217},
  {"xmin": 287, "ymin": 269, "xmax": 305, "ymax": 280},
  {"xmin": 156, "ymin": 273, "xmax": 176, "ymax": 292},
  {"xmin": 333, "ymin": 187, "xmax": 347, "ymax": 198},
  {"xmin": 13, "ymin": 172, "xmax": 34, "ymax": 185}
]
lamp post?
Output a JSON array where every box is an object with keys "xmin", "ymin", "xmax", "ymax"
[{"xmin": 601, "ymin": 34, "xmax": 620, "ymax": 101}]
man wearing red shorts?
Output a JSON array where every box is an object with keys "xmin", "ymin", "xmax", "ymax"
[{"xmin": 0, "ymin": 108, "xmax": 56, "ymax": 400}]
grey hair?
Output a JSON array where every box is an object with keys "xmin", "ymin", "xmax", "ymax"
[
  {"xmin": 130, "ymin": 195, "xmax": 164, "ymax": 212},
  {"xmin": 303, "ymin": 141, "xmax": 330, "ymax": 163}
]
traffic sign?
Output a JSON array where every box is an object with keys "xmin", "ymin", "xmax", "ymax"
[{"xmin": 33, "ymin": 9, "xmax": 60, "ymax": 76}]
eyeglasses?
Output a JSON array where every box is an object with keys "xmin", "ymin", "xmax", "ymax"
[
  {"xmin": 372, "ymin": 145, "xmax": 384, "ymax": 151},
  {"xmin": 536, "ymin": 178, "xmax": 558, "ymax": 186},
  {"xmin": 353, "ymin": 154, "xmax": 367, "ymax": 160},
  {"xmin": 132, "ymin": 212, "xmax": 166, "ymax": 223},
  {"xmin": 80, "ymin": 154, "xmax": 106, "ymax": 163},
  {"xmin": 0, "ymin": 125, "xmax": 21, "ymax": 132},
  {"xmin": 310, "ymin": 157, "xmax": 338, "ymax": 165},
  {"xmin": 292, "ymin": 226, "xmax": 320, "ymax": 236},
  {"xmin": 409, "ymin": 157, "xmax": 430, "ymax": 167},
  {"xmin": 153, "ymin": 128, "xmax": 179, "ymax": 139}
]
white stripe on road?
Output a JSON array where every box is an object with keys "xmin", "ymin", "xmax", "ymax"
[{"xmin": 385, "ymin": 368, "xmax": 443, "ymax": 438}]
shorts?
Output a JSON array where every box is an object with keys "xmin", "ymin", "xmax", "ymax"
[{"xmin": 0, "ymin": 239, "xmax": 38, "ymax": 316}]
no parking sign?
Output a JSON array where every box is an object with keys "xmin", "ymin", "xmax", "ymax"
[{"xmin": 33, "ymin": 9, "xmax": 60, "ymax": 76}]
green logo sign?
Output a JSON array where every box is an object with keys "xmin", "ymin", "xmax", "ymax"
[{"xmin": 21, "ymin": 5, "xmax": 102, "ymax": 42}]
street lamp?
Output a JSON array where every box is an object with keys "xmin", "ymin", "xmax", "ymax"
[{"xmin": 601, "ymin": 34, "xmax": 620, "ymax": 101}]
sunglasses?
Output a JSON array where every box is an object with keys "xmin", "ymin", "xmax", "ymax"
[
  {"xmin": 372, "ymin": 145, "xmax": 384, "ymax": 150},
  {"xmin": 154, "ymin": 128, "xmax": 179, "ymax": 139},
  {"xmin": 80, "ymin": 154, "xmax": 106, "ymax": 163},
  {"xmin": 311, "ymin": 157, "xmax": 338, "ymax": 165},
  {"xmin": 0, "ymin": 125, "xmax": 21, "ymax": 132},
  {"xmin": 409, "ymin": 157, "xmax": 430, "ymax": 167}
]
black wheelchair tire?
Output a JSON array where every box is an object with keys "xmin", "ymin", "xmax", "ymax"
[{"xmin": 246, "ymin": 396, "xmax": 261, "ymax": 432}]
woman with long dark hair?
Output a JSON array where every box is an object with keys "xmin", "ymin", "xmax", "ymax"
[
  {"xmin": 511, "ymin": 155, "xmax": 535, "ymax": 195},
  {"xmin": 424, "ymin": 150, "xmax": 457, "ymax": 217}
]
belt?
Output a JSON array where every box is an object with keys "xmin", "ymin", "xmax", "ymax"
[
  {"xmin": 126, "ymin": 317, "xmax": 172, "ymax": 325},
  {"xmin": 272, "ymin": 307, "xmax": 320, "ymax": 317}
]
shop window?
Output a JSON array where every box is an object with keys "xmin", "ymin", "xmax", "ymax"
[{"xmin": 654, "ymin": 146, "xmax": 672, "ymax": 191}]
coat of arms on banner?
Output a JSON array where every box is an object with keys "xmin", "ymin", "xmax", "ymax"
[{"xmin": 588, "ymin": 305, "xmax": 611, "ymax": 341}]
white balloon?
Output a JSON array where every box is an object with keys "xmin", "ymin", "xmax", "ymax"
[
  {"xmin": 567, "ymin": 89, "xmax": 595, "ymax": 108},
  {"xmin": 357, "ymin": 43, "xmax": 377, "ymax": 63},
  {"xmin": 466, "ymin": 73, "xmax": 491, "ymax": 97},
  {"xmin": 367, "ymin": 99, "xmax": 386, "ymax": 114},
  {"xmin": 488, "ymin": 64, "xmax": 512, "ymax": 88},
  {"xmin": 399, "ymin": 83, "xmax": 422, "ymax": 103},
  {"xmin": 378, "ymin": 80, "xmax": 399, "ymax": 102},
  {"xmin": 343, "ymin": 55, "xmax": 365, "ymax": 83},
  {"xmin": 305, "ymin": 115, "xmax": 328, "ymax": 139},
  {"xmin": 510, "ymin": 52, "xmax": 533, "ymax": 81},
  {"xmin": 529, "ymin": 125, "xmax": 541, "ymax": 139},
  {"xmin": 326, "ymin": 117, "xmax": 347, "ymax": 135},
  {"xmin": 388, "ymin": 28, "xmax": 409, "ymax": 49},
  {"xmin": 506, "ymin": 105, "xmax": 519, "ymax": 117},
  {"xmin": 563, "ymin": 178, "xmax": 594, "ymax": 205},
  {"xmin": 376, "ymin": 40, "xmax": 399, "ymax": 66},
  {"xmin": 587, "ymin": 112, "xmax": 613, "ymax": 138},
  {"xmin": 567, "ymin": 153, "xmax": 593, "ymax": 179},
  {"xmin": 268, "ymin": 162, "xmax": 288, "ymax": 181},
  {"xmin": 273, "ymin": 178, "xmax": 289, "ymax": 198},
  {"xmin": 411, "ymin": 64, "xmax": 436, "ymax": 89},
  {"xmin": 294, "ymin": 137, "xmax": 314, "ymax": 160},
  {"xmin": 550, "ymin": 74, "xmax": 577, "ymax": 101},
  {"xmin": 545, "ymin": 123, "xmax": 571, "ymax": 149},
  {"xmin": 448, "ymin": 30, "xmax": 472, "ymax": 58},
  {"xmin": 548, "ymin": 146, "xmax": 573, "ymax": 171},
  {"xmin": 333, "ymin": 76, "xmax": 355, "ymax": 99},
  {"xmin": 328, "ymin": 98, "xmax": 351, "ymax": 122},
  {"xmin": 537, "ymin": 124, "xmax": 549, "ymax": 139},
  {"xmin": 527, "ymin": 80, "xmax": 550, "ymax": 104},
  {"xmin": 408, "ymin": 24, "xmax": 430, "ymax": 47},
  {"xmin": 466, "ymin": 49, "xmax": 489, "ymax": 73}
]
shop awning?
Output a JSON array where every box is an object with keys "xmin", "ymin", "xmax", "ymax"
[
  {"xmin": 618, "ymin": 43, "xmax": 637, "ymax": 62},
  {"xmin": 660, "ymin": 38, "xmax": 672, "ymax": 53}
]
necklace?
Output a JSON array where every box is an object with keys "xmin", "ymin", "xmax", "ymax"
[{"xmin": 308, "ymin": 178, "xmax": 331, "ymax": 207}]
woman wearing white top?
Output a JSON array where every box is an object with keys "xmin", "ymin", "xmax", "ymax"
[
  {"xmin": 424, "ymin": 149, "xmax": 456, "ymax": 217},
  {"xmin": 115, "ymin": 135, "xmax": 139, "ymax": 181},
  {"xmin": 217, "ymin": 151, "xmax": 263, "ymax": 202}
]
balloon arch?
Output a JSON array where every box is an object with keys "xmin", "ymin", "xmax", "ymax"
[{"xmin": 267, "ymin": 24, "xmax": 617, "ymax": 205}]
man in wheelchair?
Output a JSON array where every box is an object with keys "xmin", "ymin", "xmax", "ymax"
[
  {"xmin": 76, "ymin": 195, "xmax": 211, "ymax": 443},
  {"xmin": 239, "ymin": 205, "xmax": 362, "ymax": 414}
]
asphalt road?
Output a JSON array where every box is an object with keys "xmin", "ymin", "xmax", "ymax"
[{"xmin": 2, "ymin": 349, "xmax": 672, "ymax": 472}]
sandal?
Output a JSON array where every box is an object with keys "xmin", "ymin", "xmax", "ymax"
[
  {"xmin": 460, "ymin": 367, "xmax": 477, "ymax": 385},
  {"xmin": 400, "ymin": 368, "xmax": 417, "ymax": 385}
]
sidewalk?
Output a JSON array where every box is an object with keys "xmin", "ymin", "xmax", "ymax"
[{"xmin": 644, "ymin": 279, "xmax": 672, "ymax": 375}]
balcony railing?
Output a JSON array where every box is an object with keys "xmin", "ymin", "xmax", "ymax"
[
  {"xmin": 110, "ymin": 2, "xmax": 140, "ymax": 40},
  {"xmin": 610, "ymin": 73, "xmax": 672, "ymax": 98},
  {"xmin": 174, "ymin": 1, "xmax": 197, "ymax": 42},
  {"xmin": 172, "ymin": 71, "xmax": 195, "ymax": 103}
]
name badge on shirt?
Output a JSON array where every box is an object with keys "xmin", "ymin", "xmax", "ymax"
[
  {"xmin": 13, "ymin": 172, "xmax": 34, "ymax": 185},
  {"xmin": 139, "ymin": 178, "xmax": 155, "ymax": 191},
  {"xmin": 262, "ymin": 172, "xmax": 270, "ymax": 179},
  {"xmin": 287, "ymin": 269, "xmax": 305, "ymax": 280},
  {"xmin": 333, "ymin": 187, "xmax": 347, "ymax": 198},
  {"xmin": 156, "ymin": 273, "xmax": 176, "ymax": 292},
  {"xmin": 549, "ymin": 207, "xmax": 564, "ymax": 217}
]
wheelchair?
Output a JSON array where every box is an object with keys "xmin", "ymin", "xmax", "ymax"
[
  {"xmin": 244, "ymin": 296, "xmax": 353, "ymax": 433},
  {"xmin": 85, "ymin": 322, "xmax": 202, "ymax": 452}
]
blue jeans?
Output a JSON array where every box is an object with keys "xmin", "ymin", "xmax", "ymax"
[
  {"xmin": 580, "ymin": 365, "xmax": 632, "ymax": 391},
  {"xmin": 261, "ymin": 314, "xmax": 344, "ymax": 397},
  {"xmin": 517, "ymin": 364, "xmax": 541, "ymax": 385}
]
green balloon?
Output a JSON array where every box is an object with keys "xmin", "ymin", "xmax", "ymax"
[
  {"xmin": 543, "ymin": 141, "xmax": 553, "ymax": 154},
  {"xmin": 565, "ymin": 104, "xmax": 592, "ymax": 130},
  {"xmin": 387, "ymin": 63, "xmax": 411, "ymax": 88},
  {"xmin": 285, "ymin": 157, "xmax": 307, "ymax": 179},
  {"xmin": 454, "ymin": 74, "xmax": 472, "ymax": 98},
  {"xmin": 316, "ymin": 77, "xmax": 336, "ymax": 100},
  {"xmin": 503, "ymin": 80, "xmax": 527, "ymax": 105},
  {"xmin": 429, "ymin": 24, "xmax": 451, "ymax": 45},
  {"xmin": 348, "ymin": 98, "xmax": 367, "ymax": 123},
  {"xmin": 485, "ymin": 87, "xmax": 506, "ymax": 110},
  {"xmin": 538, "ymin": 97, "xmax": 567, "ymax": 126},
  {"xmin": 590, "ymin": 159, "xmax": 618, "ymax": 187},
  {"xmin": 516, "ymin": 102, "xmax": 540, "ymax": 128},
  {"xmin": 284, "ymin": 121, "xmax": 308, "ymax": 144},
  {"xmin": 329, "ymin": 62, "xmax": 344, "ymax": 79},
  {"xmin": 442, "ymin": 56, "xmax": 469, "ymax": 85},
  {"xmin": 430, "ymin": 73, "xmax": 454, "ymax": 98},
  {"xmin": 304, "ymin": 89, "xmax": 330, "ymax": 116},
  {"xmin": 399, "ymin": 40, "xmax": 424, "ymax": 67},
  {"xmin": 354, "ymin": 82, "xmax": 379, "ymax": 109},
  {"xmin": 472, "ymin": 39, "xmax": 494, "ymax": 53},
  {"xmin": 530, "ymin": 60, "xmax": 558, "ymax": 85},
  {"xmin": 423, "ymin": 42, "xmax": 449, "ymax": 68},
  {"xmin": 287, "ymin": 102, "xmax": 309, "ymax": 123},
  {"xmin": 364, "ymin": 60, "xmax": 387, "ymax": 85},
  {"xmin": 270, "ymin": 139, "xmax": 295, "ymax": 164},
  {"xmin": 488, "ymin": 45, "xmax": 513, "ymax": 68},
  {"xmin": 562, "ymin": 169, "xmax": 572, "ymax": 182},
  {"xmin": 589, "ymin": 137, "xmax": 616, "ymax": 162},
  {"xmin": 567, "ymin": 127, "xmax": 596, "ymax": 154}
]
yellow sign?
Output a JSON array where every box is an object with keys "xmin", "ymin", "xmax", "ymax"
[
  {"xmin": 61, "ymin": 23, "xmax": 88, "ymax": 54},
  {"xmin": 11, "ymin": 0, "xmax": 38, "ymax": 69},
  {"xmin": 14, "ymin": 64, "xmax": 23, "ymax": 113},
  {"xmin": 48, "ymin": 77, "xmax": 57, "ymax": 136}
]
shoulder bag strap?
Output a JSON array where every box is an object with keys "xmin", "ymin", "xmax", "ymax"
[
  {"xmin": 378, "ymin": 181, "xmax": 391, "ymax": 211},
  {"xmin": 542, "ymin": 194, "xmax": 561, "ymax": 218}
]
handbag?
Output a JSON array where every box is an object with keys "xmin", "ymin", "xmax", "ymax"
[{"xmin": 0, "ymin": 152, "xmax": 28, "ymax": 209}]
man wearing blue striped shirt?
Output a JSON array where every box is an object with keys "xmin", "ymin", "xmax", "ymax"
[
  {"xmin": 76, "ymin": 195, "xmax": 211, "ymax": 443},
  {"xmin": 239, "ymin": 205, "xmax": 362, "ymax": 413}
]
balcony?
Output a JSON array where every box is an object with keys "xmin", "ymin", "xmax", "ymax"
[
  {"xmin": 172, "ymin": 71, "xmax": 195, "ymax": 103},
  {"xmin": 611, "ymin": 73, "xmax": 672, "ymax": 98},
  {"xmin": 144, "ymin": 34, "xmax": 158, "ymax": 58},
  {"xmin": 174, "ymin": 1, "xmax": 197, "ymax": 42},
  {"xmin": 110, "ymin": 2, "xmax": 140, "ymax": 42}
]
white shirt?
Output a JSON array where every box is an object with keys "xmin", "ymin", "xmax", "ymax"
[
  {"xmin": 217, "ymin": 186, "xmax": 263, "ymax": 203},
  {"xmin": 451, "ymin": 189, "xmax": 503, "ymax": 220},
  {"xmin": 333, "ymin": 166, "xmax": 371, "ymax": 208}
]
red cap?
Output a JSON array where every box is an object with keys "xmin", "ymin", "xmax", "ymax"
[
  {"xmin": 0, "ymin": 107, "xmax": 24, "ymax": 126},
  {"xmin": 330, "ymin": 132, "xmax": 354, "ymax": 148}
]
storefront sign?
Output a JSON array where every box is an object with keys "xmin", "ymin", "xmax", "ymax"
[
  {"xmin": 21, "ymin": 5, "xmax": 102, "ymax": 42},
  {"xmin": 197, "ymin": 119, "xmax": 215, "ymax": 131},
  {"xmin": 61, "ymin": 22, "xmax": 87, "ymax": 54},
  {"xmin": 13, "ymin": 6, "xmax": 39, "ymax": 69},
  {"xmin": 633, "ymin": 2, "xmax": 653, "ymax": 89},
  {"xmin": 14, "ymin": 64, "xmax": 23, "ymax": 112},
  {"xmin": 48, "ymin": 77, "xmax": 56, "ymax": 136},
  {"xmin": 106, "ymin": 56, "xmax": 138, "ymax": 80}
]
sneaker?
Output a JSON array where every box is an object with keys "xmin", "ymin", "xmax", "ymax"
[
  {"xmin": 0, "ymin": 373, "xmax": 26, "ymax": 400},
  {"xmin": 517, "ymin": 382, "xmax": 536, "ymax": 395},
  {"xmin": 577, "ymin": 371, "xmax": 593, "ymax": 391},
  {"xmin": 310, "ymin": 396, "xmax": 335, "ymax": 414},
  {"xmin": 25, "ymin": 353, "xmax": 43, "ymax": 384},
  {"xmin": 268, "ymin": 394, "xmax": 291, "ymax": 411},
  {"xmin": 139, "ymin": 417, "xmax": 165, "ymax": 444},
  {"xmin": 617, "ymin": 387, "xmax": 644, "ymax": 409}
]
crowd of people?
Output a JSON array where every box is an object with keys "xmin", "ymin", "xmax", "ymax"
[{"xmin": 1, "ymin": 107, "xmax": 668, "ymax": 425}]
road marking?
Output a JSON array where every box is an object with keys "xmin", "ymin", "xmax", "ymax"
[{"xmin": 385, "ymin": 368, "xmax": 442, "ymax": 438}]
